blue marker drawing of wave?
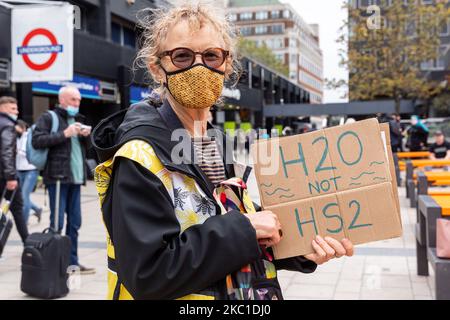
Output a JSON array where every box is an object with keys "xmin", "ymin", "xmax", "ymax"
[
  {"xmin": 373, "ymin": 177, "xmax": 386, "ymax": 181},
  {"xmin": 349, "ymin": 182, "xmax": 362, "ymax": 187},
  {"xmin": 351, "ymin": 171, "xmax": 375, "ymax": 181},
  {"xmin": 370, "ymin": 161, "xmax": 385, "ymax": 166},
  {"xmin": 260, "ymin": 183, "xmax": 273, "ymax": 188},
  {"xmin": 264, "ymin": 188, "xmax": 292, "ymax": 196},
  {"xmin": 279, "ymin": 194, "xmax": 295, "ymax": 199}
]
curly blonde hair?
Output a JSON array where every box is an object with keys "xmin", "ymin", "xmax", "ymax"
[{"xmin": 135, "ymin": 0, "xmax": 242, "ymax": 99}]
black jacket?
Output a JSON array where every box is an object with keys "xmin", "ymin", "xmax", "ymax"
[
  {"xmin": 32, "ymin": 107, "xmax": 88, "ymax": 185},
  {"xmin": 389, "ymin": 119, "xmax": 402, "ymax": 148},
  {"xmin": 407, "ymin": 125, "xmax": 429, "ymax": 152},
  {"xmin": 0, "ymin": 113, "xmax": 18, "ymax": 181},
  {"xmin": 92, "ymin": 99, "xmax": 317, "ymax": 300}
]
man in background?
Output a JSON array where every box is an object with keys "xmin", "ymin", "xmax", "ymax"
[
  {"xmin": 389, "ymin": 113, "xmax": 403, "ymax": 153},
  {"xmin": 32, "ymin": 86, "xmax": 95, "ymax": 274},
  {"xmin": 0, "ymin": 96, "xmax": 29, "ymax": 249},
  {"xmin": 429, "ymin": 131, "xmax": 450, "ymax": 160}
]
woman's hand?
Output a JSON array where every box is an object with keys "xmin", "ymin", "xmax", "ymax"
[
  {"xmin": 304, "ymin": 236, "xmax": 354, "ymax": 265},
  {"xmin": 245, "ymin": 211, "xmax": 282, "ymax": 247}
]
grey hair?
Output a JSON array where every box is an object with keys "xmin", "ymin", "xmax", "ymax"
[{"xmin": 58, "ymin": 86, "xmax": 80, "ymax": 98}]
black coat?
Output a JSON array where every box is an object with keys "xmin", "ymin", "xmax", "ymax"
[
  {"xmin": 407, "ymin": 125, "xmax": 429, "ymax": 152},
  {"xmin": 0, "ymin": 112, "xmax": 18, "ymax": 181},
  {"xmin": 389, "ymin": 119, "xmax": 402, "ymax": 148},
  {"xmin": 92, "ymin": 99, "xmax": 317, "ymax": 300},
  {"xmin": 32, "ymin": 107, "xmax": 88, "ymax": 185}
]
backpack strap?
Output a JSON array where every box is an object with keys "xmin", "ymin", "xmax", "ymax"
[{"xmin": 48, "ymin": 110, "xmax": 59, "ymax": 133}]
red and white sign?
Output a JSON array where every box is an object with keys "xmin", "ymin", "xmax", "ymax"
[{"xmin": 11, "ymin": 4, "xmax": 74, "ymax": 82}]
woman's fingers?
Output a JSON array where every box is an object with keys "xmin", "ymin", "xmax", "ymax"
[
  {"xmin": 308, "ymin": 239, "xmax": 327, "ymax": 264},
  {"xmin": 246, "ymin": 211, "xmax": 281, "ymax": 240},
  {"xmin": 306, "ymin": 236, "xmax": 355, "ymax": 264},
  {"xmin": 341, "ymin": 238, "xmax": 355, "ymax": 257},
  {"xmin": 315, "ymin": 236, "xmax": 335, "ymax": 260},
  {"xmin": 324, "ymin": 237, "xmax": 347, "ymax": 258}
]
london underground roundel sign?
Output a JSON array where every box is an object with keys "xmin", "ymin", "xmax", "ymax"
[
  {"xmin": 11, "ymin": 4, "xmax": 74, "ymax": 82},
  {"xmin": 17, "ymin": 28, "xmax": 63, "ymax": 71}
]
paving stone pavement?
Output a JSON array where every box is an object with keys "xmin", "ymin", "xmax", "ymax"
[{"xmin": 0, "ymin": 156, "xmax": 438, "ymax": 300}]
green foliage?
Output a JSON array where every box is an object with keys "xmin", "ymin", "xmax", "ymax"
[
  {"xmin": 329, "ymin": 0, "xmax": 450, "ymax": 113},
  {"xmin": 237, "ymin": 38, "xmax": 289, "ymax": 77}
]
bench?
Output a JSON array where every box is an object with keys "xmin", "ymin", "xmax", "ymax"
[
  {"xmin": 416, "ymin": 195, "xmax": 450, "ymax": 300},
  {"xmin": 397, "ymin": 151, "xmax": 431, "ymax": 160},
  {"xmin": 409, "ymin": 172, "xmax": 450, "ymax": 208},
  {"xmin": 398, "ymin": 152, "xmax": 431, "ymax": 170},
  {"xmin": 402, "ymin": 159, "xmax": 450, "ymax": 171},
  {"xmin": 406, "ymin": 163, "xmax": 450, "ymax": 200}
]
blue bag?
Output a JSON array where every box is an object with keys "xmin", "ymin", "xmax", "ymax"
[{"xmin": 26, "ymin": 111, "xmax": 59, "ymax": 171}]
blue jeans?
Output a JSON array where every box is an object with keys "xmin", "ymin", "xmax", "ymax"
[
  {"xmin": 17, "ymin": 170, "xmax": 40, "ymax": 224},
  {"xmin": 47, "ymin": 183, "xmax": 81, "ymax": 266}
]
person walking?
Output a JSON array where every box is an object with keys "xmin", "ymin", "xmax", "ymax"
[
  {"xmin": 389, "ymin": 113, "xmax": 403, "ymax": 153},
  {"xmin": 92, "ymin": 3, "xmax": 353, "ymax": 300},
  {"xmin": 0, "ymin": 96, "xmax": 29, "ymax": 247},
  {"xmin": 407, "ymin": 115, "xmax": 429, "ymax": 152},
  {"xmin": 15, "ymin": 120, "xmax": 43, "ymax": 224},
  {"xmin": 32, "ymin": 86, "xmax": 95, "ymax": 274}
]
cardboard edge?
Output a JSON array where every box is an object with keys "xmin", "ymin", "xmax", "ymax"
[{"xmin": 379, "ymin": 123, "xmax": 402, "ymax": 231}]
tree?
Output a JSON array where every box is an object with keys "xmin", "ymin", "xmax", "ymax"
[
  {"xmin": 329, "ymin": 0, "xmax": 450, "ymax": 113},
  {"xmin": 432, "ymin": 92, "xmax": 450, "ymax": 116},
  {"xmin": 237, "ymin": 38, "xmax": 289, "ymax": 77}
]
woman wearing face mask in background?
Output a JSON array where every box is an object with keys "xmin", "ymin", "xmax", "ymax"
[
  {"xmin": 407, "ymin": 115, "xmax": 429, "ymax": 152},
  {"xmin": 15, "ymin": 120, "xmax": 43, "ymax": 224},
  {"xmin": 92, "ymin": 2, "xmax": 354, "ymax": 300}
]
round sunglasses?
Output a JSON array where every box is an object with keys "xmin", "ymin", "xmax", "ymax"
[{"xmin": 159, "ymin": 47, "xmax": 230, "ymax": 70}]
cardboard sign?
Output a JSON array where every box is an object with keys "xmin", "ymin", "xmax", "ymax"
[{"xmin": 251, "ymin": 119, "xmax": 402, "ymax": 259}]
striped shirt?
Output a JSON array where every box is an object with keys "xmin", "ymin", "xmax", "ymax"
[{"xmin": 192, "ymin": 137, "xmax": 226, "ymax": 186}]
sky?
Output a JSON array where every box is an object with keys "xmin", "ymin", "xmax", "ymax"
[{"xmin": 282, "ymin": 0, "xmax": 349, "ymax": 103}]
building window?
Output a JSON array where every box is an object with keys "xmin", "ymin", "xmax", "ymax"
[
  {"xmin": 289, "ymin": 71, "xmax": 297, "ymax": 80},
  {"xmin": 240, "ymin": 26, "xmax": 253, "ymax": 36},
  {"xmin": 360, "ymin": 0, "xmax": 370, "ymax": 7},
  {"xmin": 405, "ymin": 20, "xmax": 416, "ymax": 37},
  {"xmin": 290, "ymin": 54, "xmax": 297, "ymax": 65},
  {"xmin": 283, "ymin": 10, "xmax": 291, "ymax": 19},
  {"xmin": 111, "ymin": 22, "xmax": 121, "ymax": 44},
  {"xmin": 111, "ymin": 22, "xmax": 136, "ymax": 48},
  {"xmin": 271, "ymin": 24, "xmax": 284, "ymax": 34},
  {"xmin": 266, "ymin": 38, "xmax": 284, "ymax": 49},
  {"xmin": 123, "ymin": 27, "xmax": 136, "ymax": 48},
  {"xmin": 229, "ymin": 13, "xmax": 238, "ymax": 22},
  {"xmin": 273, "ymin": 38, "xmax": 284, "ymax": 48},
  {"xmin": 255, "ymin": 11, "xmax": 268, "ymax": 20},
  {"xmin": 437, "ymin": 45, "xmax": 448, "ymax": 69},
  {"xmin": 420, "ymin": 60, "xmax": 433, "ymax": 70},
  {"xmin": 255, "ymin": 25, "xmax": 268, "ymax": 34},
  {"xmin": 290, "ymin": 37, "xmax": 296, "ymax": 48},
  {"xmin": 276, "ymin": 54, "xmax": 284, "ymax": 63},
  {"xmin": 271, "ymin": 10, "xmax": 280, "ymax": 19},
  {"xmin": 440, "ymin": 19, "xmax": 450, "ymax": 36},
  {"xmin": 422, "ymin": 46, "xmax": 449, "ymax": 70},
  {"xmin": 240, "ymin": 12, "xmax": 253, "ymax": 21}
]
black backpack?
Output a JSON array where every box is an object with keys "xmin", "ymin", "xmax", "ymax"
[{"xmin": 21, "ymin": 179, "xmax": 71, "ymax": 299}]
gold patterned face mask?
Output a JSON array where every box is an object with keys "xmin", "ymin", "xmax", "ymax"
[{"xmin": 163, "ymin": 64, "xmax": 225, "ymax": 109}]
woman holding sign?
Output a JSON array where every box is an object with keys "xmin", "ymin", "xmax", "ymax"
[{"xmin": 92, "ymin": 1, "xmax": 353, "ymax": 300}]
